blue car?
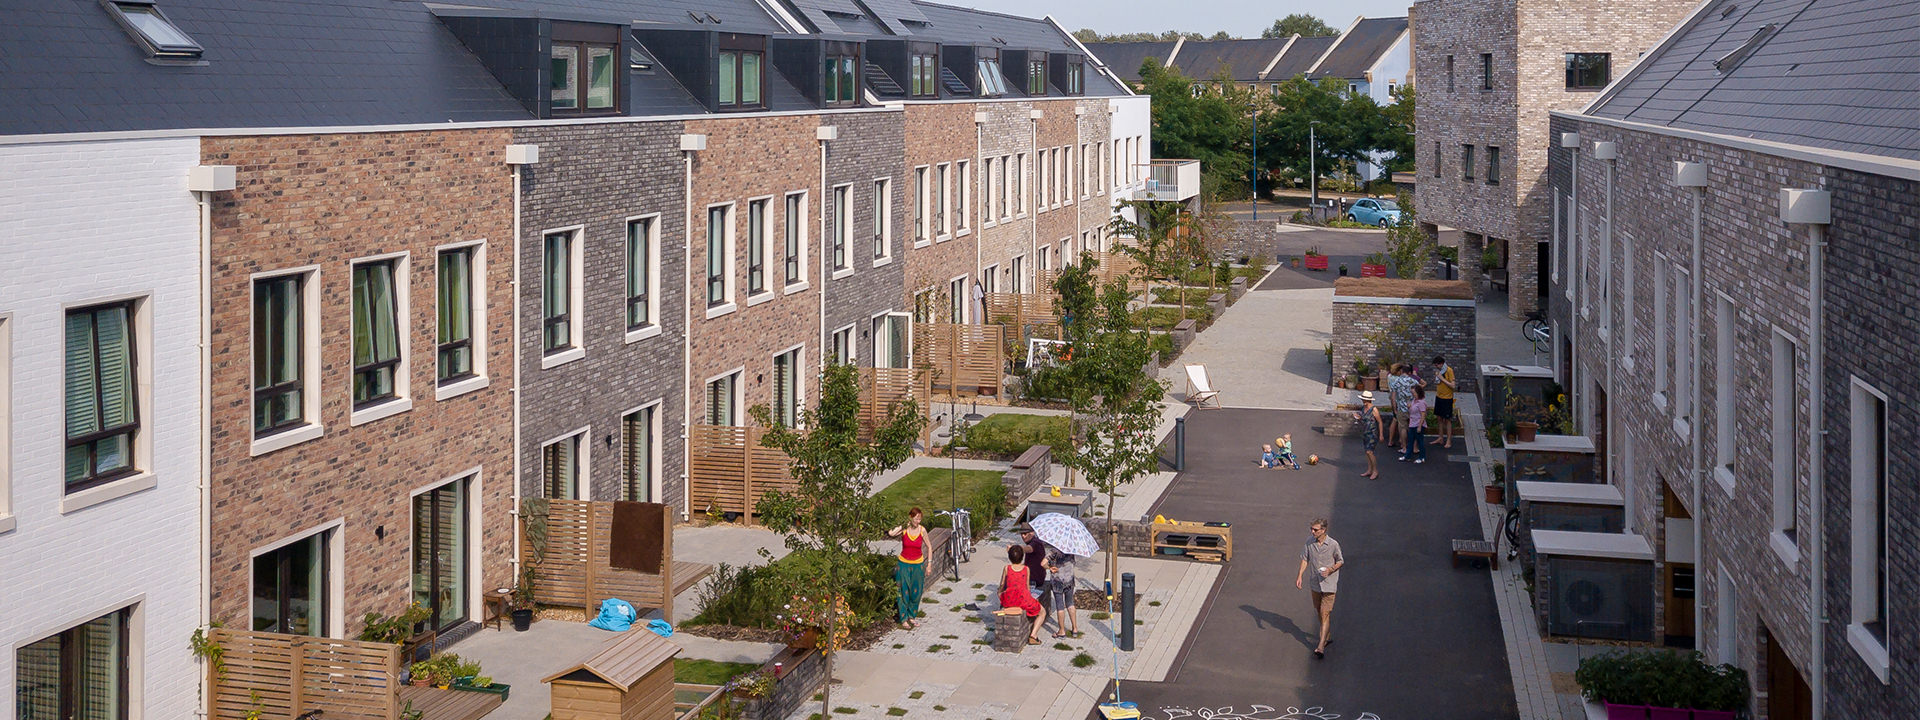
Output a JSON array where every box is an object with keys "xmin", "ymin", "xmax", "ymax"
[{"xmin": 1347, "ymin": 198, "xmax": 1403, "ymax": 228}]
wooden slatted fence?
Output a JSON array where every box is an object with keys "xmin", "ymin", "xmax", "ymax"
[
  {"xmin": 917, "ymin": 323, "xmax": 1004, "ymax": 398},
  {"xmin": 208, "ymin": 628, "xmax": 400, "ymax": 720},
  {"xmin": 687, "ymin": 425, "xmax": 796, "ymax": 524},
  {"xmin": 858, "ymin": 367, "xmax": 931, "ymax": 447},
  {"xmin": 982, "ymin": 292, "xmax": 1061, "ymax": 330},
  {"xmin": 521, "ymin": 499, "xmax": 675, "ymax": 616},
  {"xmin": 1082, "ymin": 250, "xmax": 1147, "ymax": 287}
]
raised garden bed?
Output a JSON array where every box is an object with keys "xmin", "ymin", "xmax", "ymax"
[
  {"xmin": 947, "ymin": 413, "xmax": 1069, "ymax": 459},
  {"xmin": 873, "ymin": 467, "xmax": 1008, "ymax": 537},
  {"xmin": 1131, "ymin": 305, "xmax": 1213, "ymax": 331}
]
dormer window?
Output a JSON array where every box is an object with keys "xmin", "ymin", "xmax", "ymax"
[
  {"xmin": 976, "ymin": 49, "xmax": 1007, "ymax": 97},
  {"xmin": 909, "ymin": 53, "xmax": 938, "ymax": 98},
  {"xmin": 1066, "ymin": 61, "xmax": 1085, "ymax": 95},
  {"xmin": 106, "ymin": 0, "xmax": 202, "ymax": 60},
  {"xmin": 1026, "ymin": 59, "xmax": 1047, "ymax": 95},
  {"xmin": 550, "ymin": 23, "xmax": 620, "ymax": 115},
  {"xmin": 824, "ymin": 53, "xmax": 859, "ymax": 106},
  {"xmin": 718, "ymin": 34, "xmax": 766, "ymax": 110}
]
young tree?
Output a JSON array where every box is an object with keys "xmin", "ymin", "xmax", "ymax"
[
  {"xmin": 1262, "ymin": 13, "xmax": 1339, "ymax": 38},
  {"xmin": 751, "ymin": 364, "xmax": 926, "ymax": 720},
  {"xmin": 1107, "ymin": 199, "xmax": 1204, "ymax": 321},
  {"xmin": 1383, "ymin": 189, "xmax": 1434, "ymax": 279}
]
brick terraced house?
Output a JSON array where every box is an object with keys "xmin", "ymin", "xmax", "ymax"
[
  {"xmin": 0, "ymin": 0, "xmax": 1146, "ymax": 714},
  {"xmin": 1549, "ymin": 0, "xmax": 1920, "ymax": 716},
  {"xmin": 1411, "ymin": 0, "xmax": 1692, "ymax": 318}
]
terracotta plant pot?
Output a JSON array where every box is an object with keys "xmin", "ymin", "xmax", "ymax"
[
  {"xmin": 1291, "ymin": 258, "xmax": 1301, "ymax": 268},
  {"xmin": 1361, "ymin": 376, "xmax": 1379, "ymax": 391},
  {"xmin": 1484, "ymin": 484, "xmax": 1504, "ymax": 505},
  {"xmin": 789, "ymin": 629, "xmax": 821, "ymax": 650},
  {"xmin": 1515, "ymin": 421, "xmax": 1539, "ymax": 442}
]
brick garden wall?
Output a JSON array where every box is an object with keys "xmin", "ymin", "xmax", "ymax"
[
  {"xmin": 202, "ymin": 129, "xmax": 518, "ymax": 633},
  {"xmin": 1330, "ymin": 299, "xmax": 1478, "ymax": 393},
  {"xmin": 512, "ymin": 121, "xmax": 688, "ymax": 508}
]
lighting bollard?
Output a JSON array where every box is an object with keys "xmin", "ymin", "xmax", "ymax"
[
  {"xmin": 1120, "ymin": 572, "xmax": 1136, "ymax": 652},
  {"xmin": 1174, "ymin": 416, "xmax": 1186, "ymax": 471}
]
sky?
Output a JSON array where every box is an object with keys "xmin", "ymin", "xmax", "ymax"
[{"xmin": 942, "ymin": 0, "xmax": 1415, "ymax": 39}]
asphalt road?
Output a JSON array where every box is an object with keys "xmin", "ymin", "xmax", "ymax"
[{"xmin": 1111, "ymin": 408, "xmax": 1518, "ymax": 720}]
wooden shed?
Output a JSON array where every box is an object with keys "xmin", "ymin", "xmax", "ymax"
[{"xmin": 543, "ymin": 629, "xmax": 680, "ymax": 720}]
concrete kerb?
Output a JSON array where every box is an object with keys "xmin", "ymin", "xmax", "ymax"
[{"xmin": 1279, "ymin": 222, "xmax": 1389, "ymax": 234}]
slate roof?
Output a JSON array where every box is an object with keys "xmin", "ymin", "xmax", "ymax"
[
  {"xmin": 1084, "ymin": 41, "xmax": 1177, "ymax": 84},
  {"xmin": 1167, "ymin": 38, "xmax": 1293, "ymax": 82},
  {"xmin": 1308, "ymin": 16, "xmax": 1407, "ymax": 81},
  {"xmin": 455, "ymin": 0, "xmax": 786, "ymax": 32},
  {"xmin": 1586, "ymin": 0, "xmax": 1920, "ymax": 161},
  {"xmin": 1266, "ymin": 35, "xmax": 1337, "ymax": 82},
  {"xmin": 906, "ymin": 0, "xmax": 1077, "ymax": 50}
]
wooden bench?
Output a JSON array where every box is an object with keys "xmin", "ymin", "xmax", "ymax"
[
  {"xmin": 1452, "ymin": 537, "xmax": 1499, "ymax": 571},
  {"xmin": 1489, "ymin": 268, "xmax": 1510, "ymax": 293}
]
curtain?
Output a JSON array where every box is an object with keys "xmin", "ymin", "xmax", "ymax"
[
  {"xmin": 437, "ymin": 250, "xmax": 471, "ymax": 379},
  {"xmin": 352, "ymin": 263, "xmax": 398, "ymax": 402},
  {"xmin": 64, "ymin": 306, "xmax": 135, "ymax": 485},
  {"xmin": 625, "ymin": 409, "xmax": 652, "ymax": 501},
  {"xmin": 544, "ymin": 233, "xmax": 570, "ymax": 349}
]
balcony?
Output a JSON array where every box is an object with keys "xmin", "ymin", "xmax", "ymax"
[{"xmin": 1133, "ymin": 159, "xmax": 1201, "ymax": 202}]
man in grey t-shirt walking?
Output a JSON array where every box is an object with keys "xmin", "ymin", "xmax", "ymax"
[{"xmin": 1295, "ymin": 518, "xmax": 1345, "ymax": 658}]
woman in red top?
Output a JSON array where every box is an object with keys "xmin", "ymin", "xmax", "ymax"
[
  {"xmin": 887, "ymin": 508, "xmax": 927, "ymax": 629},
  {"xmin": 1000, "ymin": 545, "xmax": 1046, "ymax": 645}
]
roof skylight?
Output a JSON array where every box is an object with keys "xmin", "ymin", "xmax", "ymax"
[{"xmin": 107, "ymin": 0, "xmax": 203, "ymax": 59}]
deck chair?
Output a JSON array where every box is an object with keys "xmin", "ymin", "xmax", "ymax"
[{"xmin": 1184, "ymin": 364, "xmax": 1221, "ymax": 409}]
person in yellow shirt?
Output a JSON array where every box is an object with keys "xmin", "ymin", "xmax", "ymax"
[{"xmin": 1431, "ymin": 355, "xmax": 1457, "ymax": 449}]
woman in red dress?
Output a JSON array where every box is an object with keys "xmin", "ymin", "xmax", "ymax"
[{"xmin": 1000, "ymin": 544, "xmax": 1046, "ymax": 645}]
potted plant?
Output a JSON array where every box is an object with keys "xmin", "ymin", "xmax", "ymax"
[
  {"xmin": 1304, "ymin": 248, "xmax": 1328, "ymax": 271},
  {"xmin": 1291, "ymin": 256, "xmax": 1302, "ymax": 268},
  {"xmin": 511, "ymin": 568, "xmax": 536, "ymax": 631},
  {"xmin": 1576, "ymin": 650, "xmax": 1748, "ymax": 720},
  {"xmin": 776, "ymin": 592, "xmax": 852, "ymax": 652},
  {"xmin": 1337, "ymin": 263, "xmax": 1349, "ymax": 277},
  {"xmin": 357, "ymin": 605, "xmax": 432, "ymax": 645},
  {"xmin": 452, "ymin": 672, "xmax": 511, "ymax": 701},
  {"xmin": 1506, "ymin": 395, "xmax": 1547, "ymax": 442},
  {"xmin": 1486, "ymin": 463, "xmax": 1506, "ymax": 505},
  {"xmin": 1353, "ymin": 358, "xmax": 1377, "ymax": 391},
  {"xmin": 730, "ymin": 670, "xmax": 777, "ymax": 700},
  {"xmin": 1361, "ymin": 252, "xmax": 1389, "ymax": 278}
]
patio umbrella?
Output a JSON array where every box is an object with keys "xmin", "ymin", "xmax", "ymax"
[{"xmin": 1026, "ymin": 512, "xmax": 1099, "ymax": 557}]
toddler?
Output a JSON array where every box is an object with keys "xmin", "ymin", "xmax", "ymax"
[
  {"xmin": 1257, "ymin": 444, "xmax": 1280, "ymax": 468},
  {"xmin": 1275, "ymin": 434, "xmax": 1302, "ymax": 469}
]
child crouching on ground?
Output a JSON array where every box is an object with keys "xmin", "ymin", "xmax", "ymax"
[
  {"xmin": 1276, "ymin": 434, "xmax": 1302, "ymax": 469},
  {"xmin": 1257, "ymin": 444, "xmax": 1281, "ymax": 468}
]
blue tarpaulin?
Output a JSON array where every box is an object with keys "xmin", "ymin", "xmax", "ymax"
[{"xmin": 587, "ymin": 598, "xmax": 637, "ymax": 632}]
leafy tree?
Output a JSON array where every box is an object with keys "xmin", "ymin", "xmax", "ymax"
[
  {"xmin": 1262, "ymin": 13, "xmax": 1339, "ymax": 38},
  {"xmin": 1380, "ymin": 85, "xmax": 1416, "ymax": 172},
  {"xmin": 1075, "ymin": 29, "xmax": 1207, "ymax": 43},
  {"xmin": 1137, "ymin": 62, "xmax": 1256, "ymax": 201},
  {"xmin": 1208, "ymin": 30, "xmax": 1234, "ymax": 41},
  {"xmin": 1383, "ymin": 189, "xmax": 1434, "ymax": 278},
  {"xmin": 751, "ymin": 364, "xmax": 926, "ymax": 720},
  {"xmin": 1106, "ymin": 199, "xmax": 1205, "ymax": 321}
]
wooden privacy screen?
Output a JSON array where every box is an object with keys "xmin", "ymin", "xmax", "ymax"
[
  {"xmin": 858, "ymin": 367, "xmax": 932, "ymax": 447},
  {"xmin": 687, "ymin": 425, "xmax": 797, "ymax": 525},
  {"xmin": 207, "ymin": 628, "xmax": 400, "ymax": 720},
  {"xmin": 523, "ymin": 499, "xmax": 675, "ymax": 617},
  {"xmin": 1082, "ymin": 251, "xmax": 1146, "ymax": 287},
  {"xmin": 982, "ymin": 292, "xmax": 1061, "ymax": 330},
  {"xmin": 917, "ymin": 323, "xmax": 1004, "ymax": 398}
]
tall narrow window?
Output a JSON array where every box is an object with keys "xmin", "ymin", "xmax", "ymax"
[
  {"xmin": 1654, "ymin": 254, "xmax": 1669, "ymax": 397},
  {"xmin": 956, "ymin": 160, "xmax": 970, "ymax": 231},
  {"xmin": 772, "ymin": 349, "xmax": 801, "ymax": 426},
  {"xmin": 747, "ymin": 201, "xmax": 768, "ymax": 295},
  {"xmin": 1674, "ymin": 268, "xmax": 1694, "ymax": 418},
  {"xmin": 1015, "ymin": 153, "xmax": 1027, "ymax": 215},
  {"xmin": 16, "ymin": 607, "xmax": 131, "ymax": 720},
  {"xmin": 411, "ymin": 479, "xmax": 468, "ymax": 632},
  {"xmin": 1486, "ymin": 146, "xmax": 1501, "ymax": 185},
  {"xmin": 1619, "ymin": 237, "xmax": 1634, "ymax": 362},
  {"xmin": 707, "ymin": 206, "xmax": 734, "ymax": 306},
  {"xmin": 543, "ymin": 433, "xmax": 582, "ymax": 499},
  {"xmin": 1067, "ymin": 61, "xmax": 1085, "ymax": 94},
  {"xmin": 1462, "ymin": 145, "xmax": 1475, "ymax": 182},
  {"xmin": 871, "ymin": 314, "xmax": 910, "ymax": 369},
  {"xmin": 254, "ymin": 275, "xmax": 305, "ymax": 435},
  {"xmin": 831, "ymin": 326, "xmax": 854, "ymax": 366},
  {"xmin": 1481, "ymin": 53, "xmax": 1493, "ymax": 90},
  {"xmin": 832, "ymin": 185, "xmax": 851, "ymax": 270},
  {"xmin": 544, "ymin": 231, "xmax": 575, "ymax": 351},
  {"xmin": 1446, "ymin": 54, "xmax": 1455, "ymax": 92},
  {"xmin": 1715, "ymin": 294, "xmax": 1735, "ymax": 476},
  {"xmin": 628, "ymin": 217, "xmax": 659, "ymax": 328},
  {"xmin": 1771, "ymin": 330, "xmax": 1799, "ymax": 541},
  {"xmin": 997, "ymin": 157, "xmax": 1009, "ymax": 219},
  {"xmin": 707, "ymin": 372, "xmax": 740, "ymax": 425},
  {"xmin": 1011, "ymin": 255, "xmax": 1025, "ymax": 294},
  {"xmin": 1849, "ymin": 381, "xmax": 1889, "ymax": 646},
  {"xmin": 949, "ymin": 277, "xmax": 967, "ymax": 324},
  {"xmin": 914, "ymin": 166, "xmax": 929, "ymax": 244},
  {"xmin": 785, "ymin": 193, "xmax": 806, "ymax": 287},
  {"xmin": 935, "ymin": 163, "xmax": 950, "ymax": 236},
  {"xmin": 1028, "ymin": 59, "xmax": 1047, "ymax": 94},
  {"xmin": 1716, "ymin": 567, "xmax": 1738, "ymax": 664},
  {"xmin": 252, "ymin": 532, "xmax": 328, "ymax": 635},
  {"xmin": 874, "ymin": 178, "xmax": 892, "ymax": 261},
  {"xmin": 65, "ymin": 302, "xmax": 139, "ymax": 491},
  {"xmin": 623, "ymin": 406, "xmax": 657, "ymax": 502},
  {"xmin": 351, "ymin": 260, "xmax": 401, "ymax": 407},
  {"xmin": 437, "ymin": 248, "xmax": 475, "ymax": 382},
  {"xmin": 1433, "ymin": 141, "xmax": 1442, "ymax": 178}
]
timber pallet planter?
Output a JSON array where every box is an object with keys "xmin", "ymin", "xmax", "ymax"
[{"xmin": 1304, "ymin": 253, "xmax": 1329, "ymax": 271}]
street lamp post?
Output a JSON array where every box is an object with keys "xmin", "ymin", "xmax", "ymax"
[
  {"xmin": 1308, "ymin": 120, "xmax": 1321, "ymax": 211},
  {"xmin": 1250, "ymin": 100, "xmax": 1258, "ymax": 222}
]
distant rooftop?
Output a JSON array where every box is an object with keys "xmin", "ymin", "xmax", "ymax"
[{"xmin": 1308, "ymin": 16, "xmax": 1407, "ymax": 81}]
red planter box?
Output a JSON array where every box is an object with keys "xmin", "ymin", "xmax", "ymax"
[
  {"xmin": 1604, "ymin": 702, "xmax": 1736, "ymax": 720},
  {"xmin": 1304, "ymin": 255, "xmax": 1329, "ymax": 271},
  {"xmin": 1360, "ymin": 263, "xmax": 1387, "ymax": 277}
]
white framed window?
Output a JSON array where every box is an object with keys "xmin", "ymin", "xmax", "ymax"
[
  {"xmin": 831, "ymin": 324, "xmax": 855, "ymax": 366},
  {"xmin": 1847, "ymin": 378, "xmax": 1891, "ymax": 681},
  {"xmin": 1565, "ymin": 193, "xmax": 1577, "ymax": 302},
  {"xmin": 1093, "ymin": 144, "xmax": 1103, "ymax": 195},
  {"xmin": 956, "ymin": 160, "xmax": 971, "ymax": 233},
  {"xmin": 871, "ymin": 312, "xmax": 911, "ymax": 369},
  {"xmin": 1081, "ymin": 143, "xmax": 1090, "ymax": 199},
  {"xmin": 705, "ymin": 204, "xmax": 738, "ymax": 316},
  {"xmin": 913, "ymin": 165, "xmax": 930, "ymax": 246},
  {"xmin": 1620, "ymin": 236, "xmax": 1635, "ymax": 368},
  {"xmin": 63, "ymin": 298, "xmax": 150, "ymax": 500},
  {"xmin": 1063, "ymin": 147, "xmax": 1074, "ymax": 205},
  {"xmin": 541, "ymin": 429, "xmax": 588, "ymax": 499},
  {"xmin": 705, "ymin": 369, "xmax": 744, "ymax": 426},
  {"xmin": 0, "ymin": 313, "xmax": 10, "ymax": 532},
  {"xmin": 746, "ymin": 199, "xmax": 771, "ymax": 298},
  {"xmin": 626, "ymin": 216, "xmax": 664, "ymax": 339},
  {"xmin": 1716, "ymin": 566, "xmax": 1738, "ymax": 664},
  {"xmin": 622, "ymin": 402, "xmax": 662, "ymax": 502},
  {"xmin": 250, "ymin": 523, "xmax": 342, "ymax": 637},
  {"xmin": 949, "ymin": 276, "xmax": 969, "ymax": 324},
  {"xmin": 982, "ymin": 264, "xmax": 999, "ymax": 294},
  {"xmin": 784, "ymin": 191, "xmax": 809, "ymax": 291},
  {"xmin": 1015, "ymin": 152, "xmax": 1028, "ymax": 216},
  {"xmin": 831, "ymin": 183, "xmax": 852, "ymax": 274},
  {"xmin": 1673, "ymin": 267, "xmax": 1694, "ymax": 420},
  {"xmin": 16, "ymin": 604, "xmax": 137, "ymax": 718},
  {"xmin": 1714, "ymin": 292, "xmax": 1736, "ymax": 488},
  {"xmin": 435, "ymin": 240, "xmax": 489, "ymax": 399},
  {"xmin": 997, "ymin": 156, "xmax": 1010, "ymax": 221},
  {"xmin": 1037, "ymin": 151, "xmax": 1049, "ymax": 213},
  {"xmin": 771, "ymin": 346, "xmax": 804, "ymax": 427},
  {"xmin": 1010, "ymin": 254, "xmax": 1026, "ymax": 294},
  {"xmin": 1552, "ymin": 196, "xmax": 1562, "ymax": 283},
  {"xmin": 1653, "ymin": 251, "xmax": 1668, "ymax": 403},
  {"xmin": 873, "ymin": 178, "xmax": 893, "ymax": 265},
  {"xmin": 935, "ymin": 163, "xmax": 951, "ymax": 238},
  {"xmin": 541, "ymin": 226, "xmax": 587, "ymax": 365},
  {"xmin": 913, "ymin": 287, "xmax": 936, "ymax": 323},
  {"xmin": 982, "ymin": 158, "xmax": 995, "ymax": 227},
  {"xmin": 1770, "ymin": 328, "xmax": 1800, "ymax": 553},
  {"xmin": 251, "ymin": 267, "xmax": 324, "ymax": 456},
  {"xmin": 349, "ymin": 252, "xmax": 412, "ymax": 426}
]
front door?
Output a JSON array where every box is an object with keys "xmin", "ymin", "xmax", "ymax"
[
  {"xmin": 412, "ymin": 480, "xmax": 469, "ymax": 633},
  {"xmin": 1764, "ymin": 624, "xmax": 1812, "ymax": 720},
  {"xmin": 253, "ymin": 532, "xmax": 329, "ymax": 636},
  {"xmin": 1662, "ymin": 485, "xmax": 1696, "ymax": 647}
]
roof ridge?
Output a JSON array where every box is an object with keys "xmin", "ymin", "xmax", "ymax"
[{"xmin": 909, "ymin": 0, "xmax": 1050, "ymax": 26}]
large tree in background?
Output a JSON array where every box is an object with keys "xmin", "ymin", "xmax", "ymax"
[
  {"xmin": 1254, "ymin": 76, "xmax": 1413, "ymax": 192},
  {"xmin": 1138, "ymin": 62, "xmax": 1255, "ymax": 200},
  {"xmin": 1262, "ymin": 13, "xmax": 1339, "ymax": 38}
]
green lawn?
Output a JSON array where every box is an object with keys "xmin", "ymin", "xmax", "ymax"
[
  {"xmin": 1150, "ymin": 287, "xmax": 1221, "ymax": 306},
  {"xmin": 874, "ymin": 467, "xmax": 1008, "ymax": 537},
  {"xmin": 674, "ymin": 658, "xmax": 761, "ymax": 685},
  {"xmin": 1148, "ymin": 332, "xmax": 1175, "ymax": 359},
  {"xmin": 954, "ymin": 413, "xmax": 1070, "ymax": 456},
  {"xmin": 1131, "ymin": 305, "xmax": 1212, "ymax": 331}
]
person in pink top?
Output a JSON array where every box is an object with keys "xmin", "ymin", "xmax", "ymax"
[{"xmin": 1401, "ymin": 393, "xmax": 1429, "ymax": 463}]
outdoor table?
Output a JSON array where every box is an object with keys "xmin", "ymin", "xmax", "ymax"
[{"xmin": 1023, "ymin": 486, "xmax": 1093, "ymax": 520}]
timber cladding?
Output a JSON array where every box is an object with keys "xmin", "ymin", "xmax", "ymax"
[{"xmin": 201, "ymin": 130, "xmax": 516, "ymax": 635}]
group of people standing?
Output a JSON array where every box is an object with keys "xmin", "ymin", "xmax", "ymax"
[
  {"xmin": 1352, "ymin": 355, "xmax": 1457, "ymax": 479},
  {"xmin": 886, "ymin": 509, "xmax": 1081, "ymax": 645}
]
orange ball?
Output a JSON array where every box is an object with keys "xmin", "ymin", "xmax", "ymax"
[{"xmin": 1307, "ymin": 454, "xmax": 1320, "ymax": 465}]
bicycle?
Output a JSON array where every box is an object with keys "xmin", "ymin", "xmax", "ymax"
[
  {"xmin": 935, "ymin": 508, "xmax": 973, "ymax": 579},
  {"xmin": 1522, "ymin": 313, "xmax": 1551, "ymax": 355}
]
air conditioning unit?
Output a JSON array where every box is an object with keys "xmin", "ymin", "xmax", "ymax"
[
  {"xmin": 1516, "ymin": 481, "xmax": 1625, "ymax": 571},
  {"xmin": 1533, "ymin": 530, "xmax": 1655, "ymax": 642}
]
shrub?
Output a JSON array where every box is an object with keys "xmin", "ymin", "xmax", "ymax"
[
  {"xmin": 1575, "ymin": 650, "xmax": 1749, "ymax": 712},
  {"xmin": 690, "ymin": 551, "xmax": 897, "ymax": 630},
  {"xmin": 958, "ymin": 414, "xmax": 1069, "ymax": 457}
]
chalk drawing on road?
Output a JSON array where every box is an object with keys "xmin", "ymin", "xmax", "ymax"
[{"xmin": 1146, "ymin": 706, "xmax": 1383, "ymax": 720}]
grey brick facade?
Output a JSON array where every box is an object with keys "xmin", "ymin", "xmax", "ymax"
[
  {"xmin": 513, "ymin": 121, "xmax": 689, "ymax": 509},
  {"xmin": 823, "ymin": 110, "xmax": 908, "ymax": 363},
  {"xmin": 1413, "ymin": 0, "xmax": 1691, "ymax": 319}
]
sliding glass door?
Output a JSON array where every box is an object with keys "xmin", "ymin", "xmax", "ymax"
[{"xmin": 412, "ymin": 480, "xmax": 469, "ymax": 632}]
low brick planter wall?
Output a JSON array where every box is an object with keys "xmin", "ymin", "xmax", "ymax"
[
  {"xmin": 1329, "ymin": 278, "xmax": 1478, "ymax": 393},
  {"xmin": 992, "ymin": 610, "xmax": 1029, "ymax": 652},
  {"xmin": 1207, "ymin": 293, "xmax": 1226, "ymax": 317},
  {"xmin": 1171, "ymin": 319, "xmax": 1197, "ymax": 351},
  {"xmin": 1001, "ymin": 445, "xmax": 1053, "ymax": 510},
  {"xmin": 738, "ymin": 646, "xmax": 825, "ymax": 720},
  {"xmin": 1229, "ymin": 276, "xmax": 1247, "ymax": 302},
  {"xmin": 1083, "ymin": 517, "xmax": 1153, "ymax": 556}
]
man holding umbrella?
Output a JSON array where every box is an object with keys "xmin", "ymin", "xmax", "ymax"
[{"xmin": 1026, "ymin": 513, "xmax": 1100, "ymax": 637}]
